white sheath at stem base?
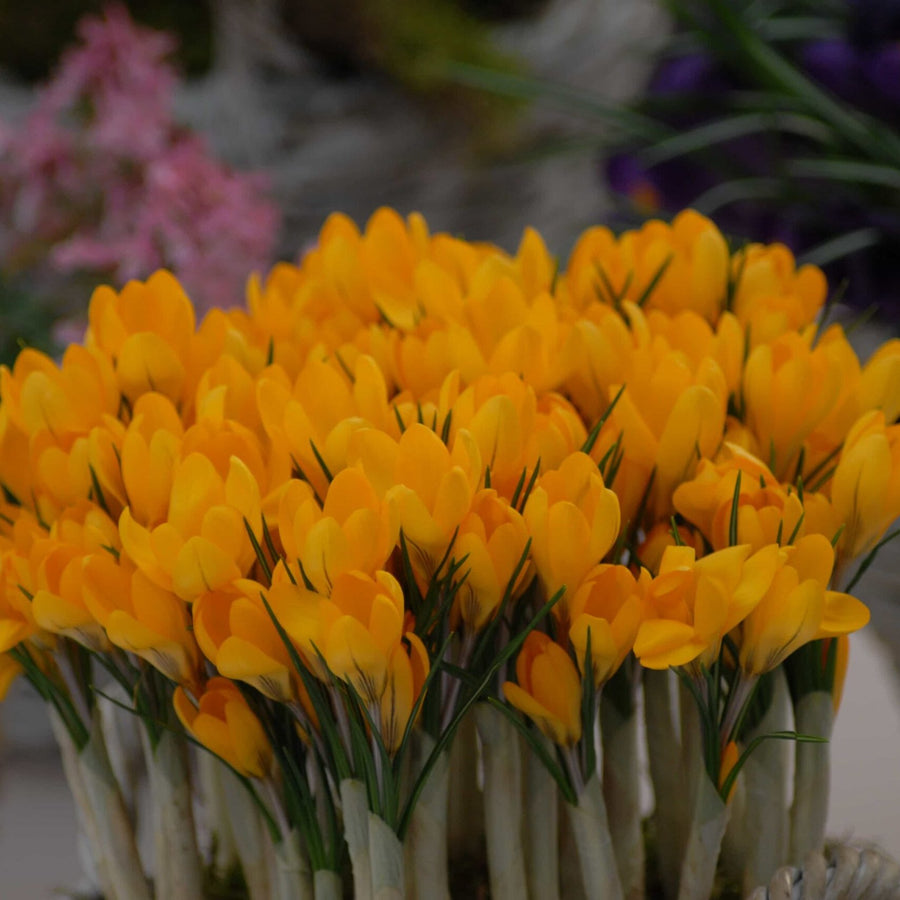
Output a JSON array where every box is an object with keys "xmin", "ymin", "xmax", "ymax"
[
  {"xmin": 218, "ymin": 760, "xmax": 272, "ymax": 900},
  {"xmin": 50, "ymin": 709, "xmax": 114, "ymax": 899},
  {"xmin": 525, "ymin": 735, "xmax": 559, "ymax": 900},
  {"xmin": 566, "ymin": 774, "xmax": 625, "ymax": 900},
  {"xmin": 405, "ymin": 732, "xmax": 450, "ymax": 900},
  {"xmin": 474, "ymin": 703, "xmax": 528, "ymax": 900},
  {"xmin": 369, "ymin": 812, "xmax": 405, "ymax": 900},
  {"xmin": 447, "ymin": 711, "xmax": 484, "ymax": 863},
  {"xmin": 273, "ymin": 827, "xmax": 313, "ymax": 900},
  {"xmin": 677, "ymin": 770, "xmax": 730, "ymax": 900},
  {"xmin": 601, "ymin": 697, "xmax": 644, "ymax": 900},
  {"xmin": 341, "ymin": 778, "xmax": 374, "ymax": 900},
  {"xmin": 143, "ymin": 728, "xmax": 204, "ymax": 900},
  {"xmin": 66, "ymin": 708, "xmax": 152, "ymax": 900},
  {"xmin": 789, "ymin": 691, "xmax": 834, "ymax": 865},
  {"xmin": 644, "ymin": 669, "xmax": 685, "ymax": 900},
  {"xmin": 313, "ymin": 868, "xmax": 344, "ymax": 900},
  {"xmin": 727, "ymin": 669, "xmax": 790, "ymax": 894}
]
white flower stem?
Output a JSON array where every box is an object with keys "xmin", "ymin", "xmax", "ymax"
[
  {"xmin": 369, "ymin": 811, "xmax": 405, "ymax": 900},
  {"xmin": 644, "ymin": 669, "xmax": 686, "ymax": 899},
  {"xmin": 565, "ymin": 774, "xmax": 624, "ymax": 900},
  {"xmin": 404, "ymin": 731, "xmax": 451, "ymax": 900},
  {"xmin": 341, "ymin": 778, "xmax": 374, "ymax": 900},
  {"xmin": 474, "ymin": 702, "xmax": 528, "ymax": 900},
  {"xmin": 74, "ymin": 708, "xmax": 152, "ymax": 900},
  {"xmin": 49, "ymin": 709, "xmax": 114, "ymax": 898},
  {"xmin": 271, "ymin": 826, "xmax": 314, "ymax": 900},
  {"xmin": 677, "ymin": 770, "xmax": 730, "ymax": 900},
  {"xmin": 217, "ymin": 759, "xmax": 272, "ymax": 900},
  {"xmin": 446, "ymin": 711, "xmax": 484, "ymax": 864},
  {"xmin": 789, "ymin": 690, "xmax": 834, "ymax": 864},
  {"xmin": 601, "ymin": 694, "xmax": 644, "ymax": 900},
  {"xmin": 728, "ymin": 668, "xmax": 790, "ymax": 894},
  {"xmin": 142, "ymin": 728, "xmax": 204, "ymax": 900},
  {"xmin": 525, "ymin": 734, "xmax": 560, "ymax": 900},
  {"xmin": 314, "ymin": 869, "xmax": 344, "ymax": 900}
]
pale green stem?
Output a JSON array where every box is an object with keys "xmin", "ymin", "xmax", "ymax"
[
  {"xmin": 726, "ymin": 668, "xmax": 790, "ymax": 894},
  {"xmin": 369, "ymin": 812, "xmax": 405, "ymax": 900},
  {"xmin": 77, "ymin": 708, "xmax": 152, "ymax": 900},
  {"xmin": 446, "ymin": 711, "xmax": 484, "ymax": 863},
  {"xmin": 405, "ymin": 731, "xmax": 451, "ymax": 900},
  {"xmin": 644, "ymin": 669, "xmax": 686, "ymax": 900},
  {"xmin": 789, "ymin": 691, "xmax": 834, "ymax": 864},
  {"xmin": 341, "ymin": 778, "xmax": 373, "ymax": 900},
  {"xmin": 49, "ymin": 709, "xmax": 115, "ymax": 899},
  {"xmin": 271, "ymin": 826, "xmax": 314, "ymax": 900},
  {"xmin": 314, "ymin": 869, "xmax": 344, "ymax": 900},
  {"xmin": 217, "ymin": 762, "xmax": 271, "ymax": 900},
  {"xmin": 565, "ymin": 774, "xmax": 624, "ymax": 900},
  {"xmin": 601, "ymin": 694, "xmax": 644, "ymax": 900},
  {"xmin": 142, "ymin": 728, "xmax": 204, "ymax": 900},
  {"xmin": 677, "ymin": 770, "xmax": 730, "ymax": 900},
  {"xmin": 474, "ymin": 702, "xmax": 528, "ymax": 900},
  {"xmin": 525, "ymin": 733, "xmax": 560, "ymax": 900}
]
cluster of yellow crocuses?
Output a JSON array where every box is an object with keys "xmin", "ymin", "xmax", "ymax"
[{"xmin": 0, "ymin": 207, "xmax": 896, "ymax": 900}]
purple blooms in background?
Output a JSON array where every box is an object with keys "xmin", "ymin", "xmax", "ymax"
[
  {"xmin": 0, "ymin": 5, "xmax": 280, "ymax": 312},
  {"xmin": 605, "ymin": 1, "xmax": 900, "ymax": 315}
]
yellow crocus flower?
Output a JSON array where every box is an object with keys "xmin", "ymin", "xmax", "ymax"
[
  {"xmin": 829, "ymin": 411, "xmax": 900, "ymax": 568},
  {"xmin": 503, "ymin": 631, "xmax": 582, "ymax": 746},
  {"xmin": 634, "ymin": 543, "xmax": 782, "ymax": 671},
  {"xmin": 523, "ymin": 451, "xmax": 620, "ymax": 621},
  {"xmin": 738, "ymin": 535, "xmax": 869, "ymax": 676},
  {"xmin": 174, "ymin": 678, "xmax": 272, "ymax": 779},
  {"xmin": 568, "ymin": 564, "xmax": 647, "ymax": 687}
]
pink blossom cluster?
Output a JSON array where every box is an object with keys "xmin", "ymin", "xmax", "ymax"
[{"xmin": 0, "ymin": 5, "xmax": 280, "ymax": 311}]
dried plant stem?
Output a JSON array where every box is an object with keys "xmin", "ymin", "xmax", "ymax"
[
  {"xmin": 475, "ymin": 703, "xmax": 528, "ymax": 900},
  {"xmin": 313, "ymin": 869, "xmax": 343, "ymax": 900},
  {"xmin": 525, "ymin": 734, "xmax": 560, "ymax": 900},
  {"xmin": 271, "ymin": 826, "xmax": 313, "ymax": 900}
]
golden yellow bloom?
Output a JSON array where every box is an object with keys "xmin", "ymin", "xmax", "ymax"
[
  {"xmin": 568, "ymin": 564, "xmax": 646, "ymax": 687},
  {"xmin": 278, "ymin": 468, "xmax": 397, "ymax": 596},
  {"xmin": 561, "ymin": 210, "xmax": 729, "ymax": 323},
  {"xmin": 452, "ymin": 489, "xmax": 533, "ymax": 632},
  {"xmin": 349, "ymin": 423, "xmax": 482, "ymax": 584},
  {"xmin": 119, "ymin": 453, "xmax": 261, "ymax": 601},
  {"xmin": 174, "ymin": 678, "xmax": 272, "ymax": 779},
  {"xmin": 730, "ymin": 243, "xmax": 825, "ymax": 344},
  {"xmin": 637, "ymin": 521, "xmax": 705, "ymax": 575},
  {"xmin": 379, "ymin": 631, "xmax": 430, "ymax": 754},
  {"xmin": 673, "ymin": 444, "xmax": 806, "ymax": 551},
  {"xmin": 30, "ymin": 503, "xmax": 121, "ymax": 651},
  {"xmin": 523, "ymin": 452, "xmax": 620, "ymax": 618},
  {"xmin": 594, "ymin": 338, "xmax": 727, "ymax": 524},
  {"xmin": 742, "ymin": 331, "xmax": 844, "ymax": 479},
  {"xmin": 0, "ymin": 509, "xmax": 46, "ymax": 653},
  {"xmin": 86, "ymin": 270, "xmax": 197, "ymax": 406},
  {"xmin": 447, "ymin": 372, "xmax": 586, "ymax": 501},
  {"xmin": 503, "ymin": 631, "xmax": 582, "ymax": 746},
  {"xmin": 738, "ymin": 535, "xmax": 869, "ymax": 676},
  {"xmin": 829, "ymin": 411, "xmax": 900, "ymax": 567},
  {"xmin": 858, "ymin": 339, "xmax": 900, "ymax": 424},
  {"xmin": 258, "ymin": 354, "xmax": 391, "ymax": 500},
  {"xmin": 634, "ymin": 543, "xmax": 782, "ymax": 670},
  {"xmin": 82, "ymin": 552, "xmax": 200, "ymax": 687}
]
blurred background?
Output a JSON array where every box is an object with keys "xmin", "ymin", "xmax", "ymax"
[{"xmin": 0, "ymin": 1, "xmax": 899, "ymax": 896}]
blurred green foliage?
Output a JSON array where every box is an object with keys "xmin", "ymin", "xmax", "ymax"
[
  {"xmin": 0, "ymin": 276, "xmax": 62, "ymax": 367},
  {"xmin": 0, "ymin": 0, "xmax": 212, "ymax": 80}
]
